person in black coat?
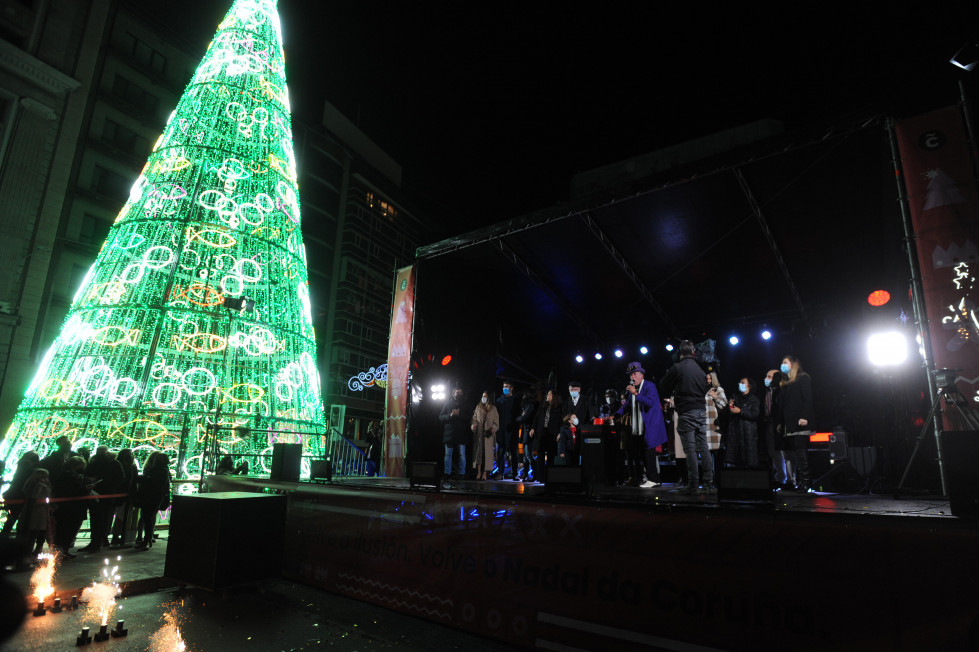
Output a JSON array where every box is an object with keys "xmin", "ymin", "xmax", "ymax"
[
  {"xmin": 529, "ymin": 388, "xmax": 563, "ymax": 484},
  {"xmin": 494, "ymin": 382, "xmax": 520, "ymax": 479},
  {"xmin": 51, "ymin": 456, "xmax": 93, "ymax": 558},
  {"xmin": 777, "ymin": 355, "xmax": 815, "ymax": 492},
  {"xmin": 135, "ymin": 452, "xmax": 172, "ymax": 550},
  {"xmin": 1, "ymin": 451, "xmax": 39, "ymax": 536},
  {"xmin": 659, "ymin": 340, "xmax": 714, "ymax": 494},
  {"xmin": 515, "ymin": 391, "xmax": 538, "ymax": 482},
  {"xmin": 562, "ymin": 381, "xmax": 593, "ymax": 463},
  {"xmin": 110, "ymin": 448, "xmax": 138, "ymax": 547},
  {"xmin": 727, "ymin": 377, "xmax": 762, "ymax": 467},
  {"xmin": 439, "ymin": 387, "xmax": 470, "ymax": 479},
  {"xmin": 79, "ymin": 447, "xmax": 124, "ymax": 553}
]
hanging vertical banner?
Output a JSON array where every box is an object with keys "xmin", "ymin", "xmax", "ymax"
[
  {"xmin": 895, "ymin": 106, "xmax": 979, "ymax": 416},
  {"xmin": 384, "ymin": 265, "xmax": 415, "ymax": 477}
]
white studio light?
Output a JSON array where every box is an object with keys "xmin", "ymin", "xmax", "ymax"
[
  {"xmin": 868, "ymin": 331, "xmax": 909, "ymax": 366},
  {"xmin": 614, "ymin": 349, "xmax": 623, "ymax": 358},
  {"xmin": 575, "ymin": 355, "xmax": 584, "ymax": 364},
  {"xmin": 729, "ymin": 336, "xmax": 739, "ymax": 346},
  {"xmin": 665, "ymin": 344, "xmax": 674, "ymax": 352},
  {"xmin": 639, "ymin": 346, "xmax": 648, "ymax": 355},
  {"xmin": 594, "ymin": 352, "xmax": 603, "ymax": 360}
]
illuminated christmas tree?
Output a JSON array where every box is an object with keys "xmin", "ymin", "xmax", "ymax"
[{"xmin": 0, "ymin": 0, "xmax": 326, "ymax": 478}]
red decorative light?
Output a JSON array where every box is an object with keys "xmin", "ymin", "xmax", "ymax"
[
  {"xmin": 867, "ymin": 290, "xmax": 891, "ymax": 307},
  {"xmin": 441, "ymin": 355, "xmax": 452, "ymax": 366}
]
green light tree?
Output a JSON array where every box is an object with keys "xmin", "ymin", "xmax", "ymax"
[{"xmin": 1, "ymin": 0, "xmax": 326, "ymax": 478}]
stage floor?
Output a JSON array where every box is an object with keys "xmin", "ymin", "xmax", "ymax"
[{"xmin": 291, "ymin": 474, "xmax": 957, "ymax": 521}]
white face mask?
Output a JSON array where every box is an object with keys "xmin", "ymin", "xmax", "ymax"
[
  {"xmin": 481, "ymin": 397, "xmax": 488, "ymax": 404},
  {"xmin": 571, "ymin": 417, "xmax": 579, "ymax": 426}
]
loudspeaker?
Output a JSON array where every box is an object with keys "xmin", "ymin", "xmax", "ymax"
[
  {"xmin": 545, "ymin": 465, "xmax": 584, "ymax": 493},
  {"xmin": 310, "ymin": 459, "xmax": 332, "ymax": 481},
  {"xmin": 270, "ymin": 443, "xmax": 302, "ymax": 482},
  {"xmin": 828, "ymin": 430, "xmax": 848, "ymax": 461},
  {"xmin": 717, "ymin": 467, "xmax": 774, "ymax": 504},
  {"xmin": 941, "ymin": 431, "xmax": 979, "ymax": 520},
  {"xmin": 165, "ymin": 492, "xmax": 287, "ymax": 590},
  {"xmin": 408, "ymin": 461, "xmax": 440, "ymax": 488}
]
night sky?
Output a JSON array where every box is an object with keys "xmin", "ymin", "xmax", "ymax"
[{"xmin": 167, "ymin": 1, "xmax": 979, "ymax": 227}]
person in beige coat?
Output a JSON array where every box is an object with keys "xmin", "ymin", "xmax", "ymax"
[{"xmin": 471, "ymin": 391, "xmax": 500, "ymax": 480}]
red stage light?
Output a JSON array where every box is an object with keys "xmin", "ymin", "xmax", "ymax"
[
  {"xmin": 441, "ymin": 355, "xmax": 452, "ymax": 366},
  {"xmin": 867, "ymin": 290, "xmax": 891, "ymax": 307}
]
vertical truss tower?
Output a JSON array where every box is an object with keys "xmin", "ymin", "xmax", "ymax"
[{"xmin": 1, "ymin": 0, "xmax": 326, "ymax": 477}]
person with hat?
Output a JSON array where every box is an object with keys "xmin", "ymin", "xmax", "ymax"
[
  {"xmin": 562, "ymin": 380, "xmax": 593, "ymax": 464},
  {"xmin": 615, "ymin": 362, "xmax": 666, "ymax": 488}
]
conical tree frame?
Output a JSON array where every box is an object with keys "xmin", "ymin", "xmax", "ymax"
[{"xmin": 1, "ymin": 0, "xmax": 327, "ymax": 478}]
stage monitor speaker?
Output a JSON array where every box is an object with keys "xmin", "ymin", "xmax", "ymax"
[
  {"xmin": 409, "ymin": 461, "xmax": 440, "ymax": 488},
  {"xmin": 270, "ymin": 443, "xmax": 302, "ymax": 482},
  {"xmin": 310, "ymin": 459, "xmax": 332, "ymax": 481},
  {"xmin": 717, "ymin": 467, "xmax": 774, "ymax": 504},
  {"xmin": 545, "ymin": 465, "xmax": 584, "ymax": 493},
  {"xmin": 165, "ymin": 492, "xmax": 286, "ymax": 590},
  {"xmin": 940, "ymin": 431, "xmax": 979, "ymax": 520}
]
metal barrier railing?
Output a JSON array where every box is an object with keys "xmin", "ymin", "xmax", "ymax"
[{"xmin": 324, "ymin": 428, "xmax": 369, "ymax": 477}]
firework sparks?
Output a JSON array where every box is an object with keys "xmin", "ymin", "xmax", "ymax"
[
  {"xmin": 81, "ymin": 556, "xmax": 121, "ymax": 627},
  {"xmin": 149, "ymin": 608, "xmax": 187, "ymax": 652},
  {"xmin": 30, "ymin": 552, "xmax": 57, "ymax": 606}
]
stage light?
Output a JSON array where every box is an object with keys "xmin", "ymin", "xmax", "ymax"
[
  {"xmin": 867, "ymin": 290, "xmax": 891, "ymax": 307},
  {"xmin": 430, "ymin": 383, "xmax": 446, "ymax": 401},
  {"xmin": 868, "ymin": 331, "xmax": 908, "ymax": 366},
  {"xmin": 951, "ymin": 42, "xmax": 979, "ymax": 71},
  {"xmin": 614, "ymin": 349, "xmax": 623, "ymax": 358},
  {"xmin": 665, "ymin": 344, "xmax": 674, "ymax": 352},
  {"xmin": 761, "ymin": 330, "xmax": 772, "ymax": 340},
  {"xmin": 441, "ymin": 355, "xmax": 452, "ymax": 366},
  {"xmin": 411, "ymin": 386, "xmax": 422, "ymax": 403},
  {"xmin": 639, "ymin": 346, "xmax": 648, "ymax": 355},
  {"xmin": 575, "ymin": 354, "xmax": 584, "ymax": 364},
  {"xmin": 594, "ymin": 352, "xmax": 603, "ymax": 360},
  {"xmin": 729, "ymin": 336, "xmax": 739, "ymax": 346}
]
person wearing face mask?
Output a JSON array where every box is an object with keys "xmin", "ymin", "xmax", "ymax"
[
  {"xmin": 762, "ymin": 369, "xmax": 789, "ymax": 488},
  {"xmin": 439, "ymin": 387, "xmax": 470, "ymax": 480},
  {"xmin": 529, "ymin": 388, "xmax": 563, "ymax": 483},
  {"xmin": 705, "ymin": 371, "xmax": 728, "ymax": 468},
  {"xmin": 727, "ymin": 377, "xmax": 761, "ymax": 467},
  {"xmin": 471, "ymin": 391, "xmax": 500, "ymax": 480},
  {"xmin": 615, "ymin": 362, "xmax": 666, "ymax": 488},
  {"xmin": 495, "ymin": 382, "xmax": 520, "ymax": 479},
  {"xmin": 777, "ymin": 355, "xmax": 814, "ymax": 493},
  {"xmin": 563, "ymin": 381, "xmax": 593, "ymax": 464}
]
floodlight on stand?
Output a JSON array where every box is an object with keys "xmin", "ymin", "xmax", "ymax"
[
  {"xmin": 868, "ymin": 331, "xmax": 908, "ymax": 366},
  {"xmin": 950, "ymin": 42, "xmax": 979, "ymax": 71}
]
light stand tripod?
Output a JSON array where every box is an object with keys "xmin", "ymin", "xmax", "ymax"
[{"xmin": 896, "ymin": 373, "xmax": 975, "ymax": 494}]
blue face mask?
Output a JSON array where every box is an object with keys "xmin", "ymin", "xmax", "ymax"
[
  {"xmin": 569, "ymin": 390, "xmax": 579, "ymax": 400},
  {"xmin": 780, "ymin": 363, "xmax": 790, "ymax": 374},
  {"xmin": 502, "ymin": 387, "xmax": 510, "ymax": 396},
  {"xmin": 764, "ymin": 378, "xmax": 771, "ymax": 387},
  {"xmin": 738, "ymin": 383, "xmax": 747, "ymax": 394}
]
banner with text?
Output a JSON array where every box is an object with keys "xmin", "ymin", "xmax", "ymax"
[
  {"xmin": 895, "ymin": 106, "xmax": 979, "ymax": 417},
  {"xmin": 383, "ymin": 265, "xmax": 415, "ymax": 477}
]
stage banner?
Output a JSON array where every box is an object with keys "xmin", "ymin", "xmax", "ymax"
[
  {"xmin": 383, "ymin": 265, "xmax": 415, "ymax": 477},
  {"xmin": 895, "ymin": 107, "xmax": 979, "ymax": 416}
]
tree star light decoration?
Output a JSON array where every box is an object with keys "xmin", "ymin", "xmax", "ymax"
[{"xmin": 0, "ymin": 0, "xmax": 326, "ymax": 479}]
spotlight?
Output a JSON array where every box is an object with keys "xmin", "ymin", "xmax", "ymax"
[
  {"xmin": 639, "ymin": 346, "xmax": 648, "ymax": 355},
  {"xmin": 575, "ymin": 354, "xmax": 584, "ymax": 364},
  {"xmin": 429, "ymin": 383, "xmax": 446, "ymax": 401},
  {"xmin": 729, "ymin": 336, "xmax": 739, "ymax": 346},
  {"xmin": 594, "ymin": 352, "xmax": 603, "ymax": 360},
  {"xmin": 665, "ymin": 344, "xmax": 674, "ymax": 352},
  {"xmin": 868, "ymin": 331, "xmax": 908, "ymax": 366},
  {"xmin": 614, "ymin": 349, "xmax": 623, "ymax": 358},
  {"xmin": 951, "ymin": 42, "xmax": 979, "ymax": 72},
  {"xmin": 761, "ymin": 330, "xmax": 772, "ymax": 340}
]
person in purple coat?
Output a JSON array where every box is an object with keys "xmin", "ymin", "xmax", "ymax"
[{"xmin": 616, "ymin": 361, "xmax": 667, "ymax": 488}]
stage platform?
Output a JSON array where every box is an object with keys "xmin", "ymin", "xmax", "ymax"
[{"xmin": 205, "ymin": 474, "xmax": 979, "ymax": 651}]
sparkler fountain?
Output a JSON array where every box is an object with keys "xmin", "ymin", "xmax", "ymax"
[
  {"xmin": 80, "ymin": 557, "xmax": 121, "ymax": 642},
  {"xmin": 29, "ymin": 552, "xmax": 56, "ymax": 616}
]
